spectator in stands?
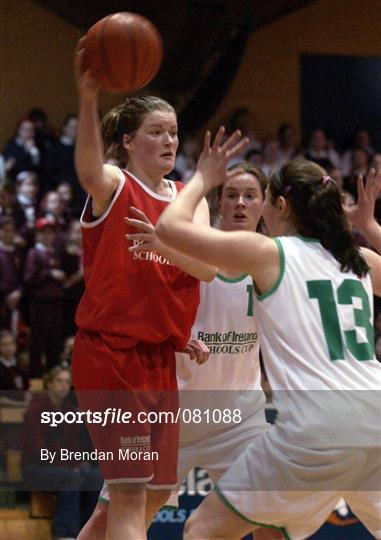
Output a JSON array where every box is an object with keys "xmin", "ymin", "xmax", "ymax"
[
  {"xmin": 62, "ymin": 220, "xmax": 83, "ymax": 338},
  {"xmin": 246, "ymin": 148, "xmax": 264, "ymax": 168},
  {"xmin": 0, "ymin": 184, "xmax": 26, "ymax": 239},
  {"xmin": 46, "ymin": 114, "xmax": 85, "ymax": 209},
  {"xmin": 57, "ymin": 181, "xmax": 78, "ymax": 219},
  {"xmin": 261, "ymin": 140, "xmax": 282, "ymax": 176},
  {"xmin": 304, "ymin": 128, "xmax": 341, "ymax": 169},
  {"xmin": 24, "ymin": 218, "xmax": 65, "ymax": 376},
  {"xmin": 28, "ymin": 107, "xmax": 56, "ymax": 154},
  {"xmin": 0, "ymin": 330, "xmax": 29, "ymax": 405},
  {"xmin": 344, "ymin": 148, "xmax": 370, "ymax": 198},
  {"xmin": 16, "ymin": 171, "xmax": 39, "ymax": 224},
  {"xmin": 39, "ymin": 191, "xmax": 70, "ymax": 245},
  {"xmin": 22, "ymin": 365, "xmax": 102, "ymax": 540},
  {"xmin": 3, "ymin": 119, "xmax": 42, "ymax": 181},
  {"xmin": 341, "ymin": 129, "xmax": 375, "ymax": 177},
  {"xmin": 15, "ymin": 171, "xmax": 40, "ymax": 246},
  {"xmin": 351, "ymin": 147, "xmax": 370, "ymax": 178},
  {"xmin": 174, "ymin": 134, "xmax": 200, "ymax": 181},
  {"xmin": 0, "ymin": 217, "xmax": 24, "ymax": 331},
  {"xmin": 371, "ymin": 153, "xmax": 381, "ymax": 173},
  {"xmin": 276, "ymin": 122, "xmax": 298, "ymax": 163},
  {"xmin": 60, "ymin": 336, "xmax": 74, "ymax": 368},
  {"xmin": 226, "ymin": 107, "xmax": 262, "ymax": 160}
]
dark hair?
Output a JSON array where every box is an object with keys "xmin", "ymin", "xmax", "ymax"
[
  {"xmin": 101, "ymin": 96, "xmax": 175, "ymax": 167},
  {"xmin": 16, "ymin": 117, "xmax": 34, "ymax": 133},
  {"xmin": 2, "ymin": 182, "xmax": 16, "ymax": 195},
  {"xmin": 278, "ymin": 122, "xmax": 292, "ymax": 139},
  {"xmin": 28, "ymin": 108, "xmax": 47, "ymax": 123},
  {"xmin": 269, "ymin": 160, "xmax": 369, "ymax": 277},
  {"xmin": 62, "ymin": 114, "xmax": 77, "ymax": 129},
  {"xmin": 226, "ymin": 108, "xmax": 250, "ymax": 135}
]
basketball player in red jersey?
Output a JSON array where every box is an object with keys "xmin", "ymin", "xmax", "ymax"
[{"xmin": 71, "ymin": 40, "xmax": 226, "ymax": 540}]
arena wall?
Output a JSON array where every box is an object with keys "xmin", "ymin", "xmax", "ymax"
[
  {"xmin": 1, "ymin": 0, "xmax": 120, "ymax": 147},
  {"xmin": 213, "ymin": 0, "xmax": 381, "ymax": 143},
  {"xmin": 1, "ymin": 0, "xmax": 380, "ymax": 147}
]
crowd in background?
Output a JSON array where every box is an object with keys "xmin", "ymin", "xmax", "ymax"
[{"xmin": 1, "ymin": 105, "xmax": 381, "ymax": 405}]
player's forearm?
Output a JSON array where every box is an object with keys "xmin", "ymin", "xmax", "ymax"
[
  {"xmin": 157, "ymin": 242, "xmax": 217, "ymax": 281},
  {"xmin": 75, "ymin": 95, "xmax": 105, "ymax": 190},
  {"xmin": 157, "ymin": 173, "xmax": 206, "ymax": 244}
]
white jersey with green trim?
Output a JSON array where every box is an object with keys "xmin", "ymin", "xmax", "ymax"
[
  {"xmin": 176, "ymin": 273, "xmax": 266, "ymax": 443},
  {"xmin": 254, "ymin": 236, "xmax": 381, "ymax": 447},
  {"xmin": 177, "ymin": 273, "xmax": 261, "ymax": 391}
]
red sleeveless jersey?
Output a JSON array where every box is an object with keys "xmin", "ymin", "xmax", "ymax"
[{"xmin": 76, "ymin": 170, "xmax": 200, "ymax": 350}]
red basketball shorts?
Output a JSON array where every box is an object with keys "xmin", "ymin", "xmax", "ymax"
[{"xmin": 72, "ymin": 330, "xmax": 179, "ymax": 488}]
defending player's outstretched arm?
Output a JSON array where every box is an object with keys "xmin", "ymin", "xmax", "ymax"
[
  {"xmin": 126, "ymin": 205, "xmax": 217, "ymax": 282},
  {"xmin": 156, "ymin": 128, "xmax": 280, "ymax": 295}
]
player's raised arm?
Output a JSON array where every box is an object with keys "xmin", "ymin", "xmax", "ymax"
[
  {"xmin": 74, "ymin": 38, "xmax": 121, "ymax": 212},
  {"xmin": 345, "ymin": 168, "xmax": 381, "ymax": 254},
  {"xmin": 156, "ymin": 128, "xmax": 279, "ymax": 290},
  {"xmin": 126, "ymin": 203, "xmax": 217, "ymax": 282}
]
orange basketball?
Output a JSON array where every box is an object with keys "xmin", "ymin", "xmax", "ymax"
[{"xmin": 84, "ymin": 12, "xmax": 163, "ymax": 94}]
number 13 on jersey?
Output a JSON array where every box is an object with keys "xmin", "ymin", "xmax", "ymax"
[{"xmin": 307, "ymin": 278, "xmax": 374, "ymax": 361}]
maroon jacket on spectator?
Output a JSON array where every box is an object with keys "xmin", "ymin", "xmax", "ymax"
[
  {"xmin": 0, "ymin": 357, "xmax": 29, "ymax": 400},
  {"xmin": 0, "ymin": 245, "xmax": 23, "ymax": 300},
  {"xmin": 24, "ymin": 244, "xmax": 64, "ymax": 302}
]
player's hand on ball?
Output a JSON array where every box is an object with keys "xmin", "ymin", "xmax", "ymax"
[
  {"xmin": 125, "ymin": 206, "xmax": 161, "ymax": 252},
  {"xmin": 74, "ymin": 37, "xmax": 98, "ymax": 98},
  {"xmin": 183, "ymin": 339, "xmax": 210, "ymax": 365},
  {"xmin": 196, "ymin": 127, "xmax": 249, "ymax": 191}
]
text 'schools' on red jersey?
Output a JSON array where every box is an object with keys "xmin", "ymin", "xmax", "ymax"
[{"xmin": 76, "ymin": 170, "xmax": 200, "ymax": 350}]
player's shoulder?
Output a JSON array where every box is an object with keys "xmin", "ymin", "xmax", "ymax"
[
  {"xmin": 172, "ymin": 179, "xmax": 185, "ymax": 191},
  {"xmin": 360, "ymin": 246, "xmax": 381, "ymax": 265}
]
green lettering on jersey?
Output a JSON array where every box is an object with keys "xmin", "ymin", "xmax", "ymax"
[
  {"xmin": 246, "ymin": 284, "xmax": 254, "ymax": 316},
  {"xmin": 307, "ymin": 279, "xmax": 374, "ymax": 361},
  {"xmin": 337, "ymin": 279, "xmax": 374, "ymax": 360},
  {"xmin": 307, "ymin": 280, "xmax": 343, "ymax": 360}
]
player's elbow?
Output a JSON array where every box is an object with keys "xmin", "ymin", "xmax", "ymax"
[{"xmin": 200, "ymin": 266, "xmax": 218, "ymax": 282}]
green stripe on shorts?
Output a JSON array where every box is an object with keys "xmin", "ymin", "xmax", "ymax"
[{"xmin": 215, "ymin": 483, "xmax": 291, "ymax": 540}]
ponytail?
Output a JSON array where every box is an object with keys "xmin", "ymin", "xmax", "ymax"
[{"xmin": 269, "ymin": 160, "xmax": 369, "ymax": 277}]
